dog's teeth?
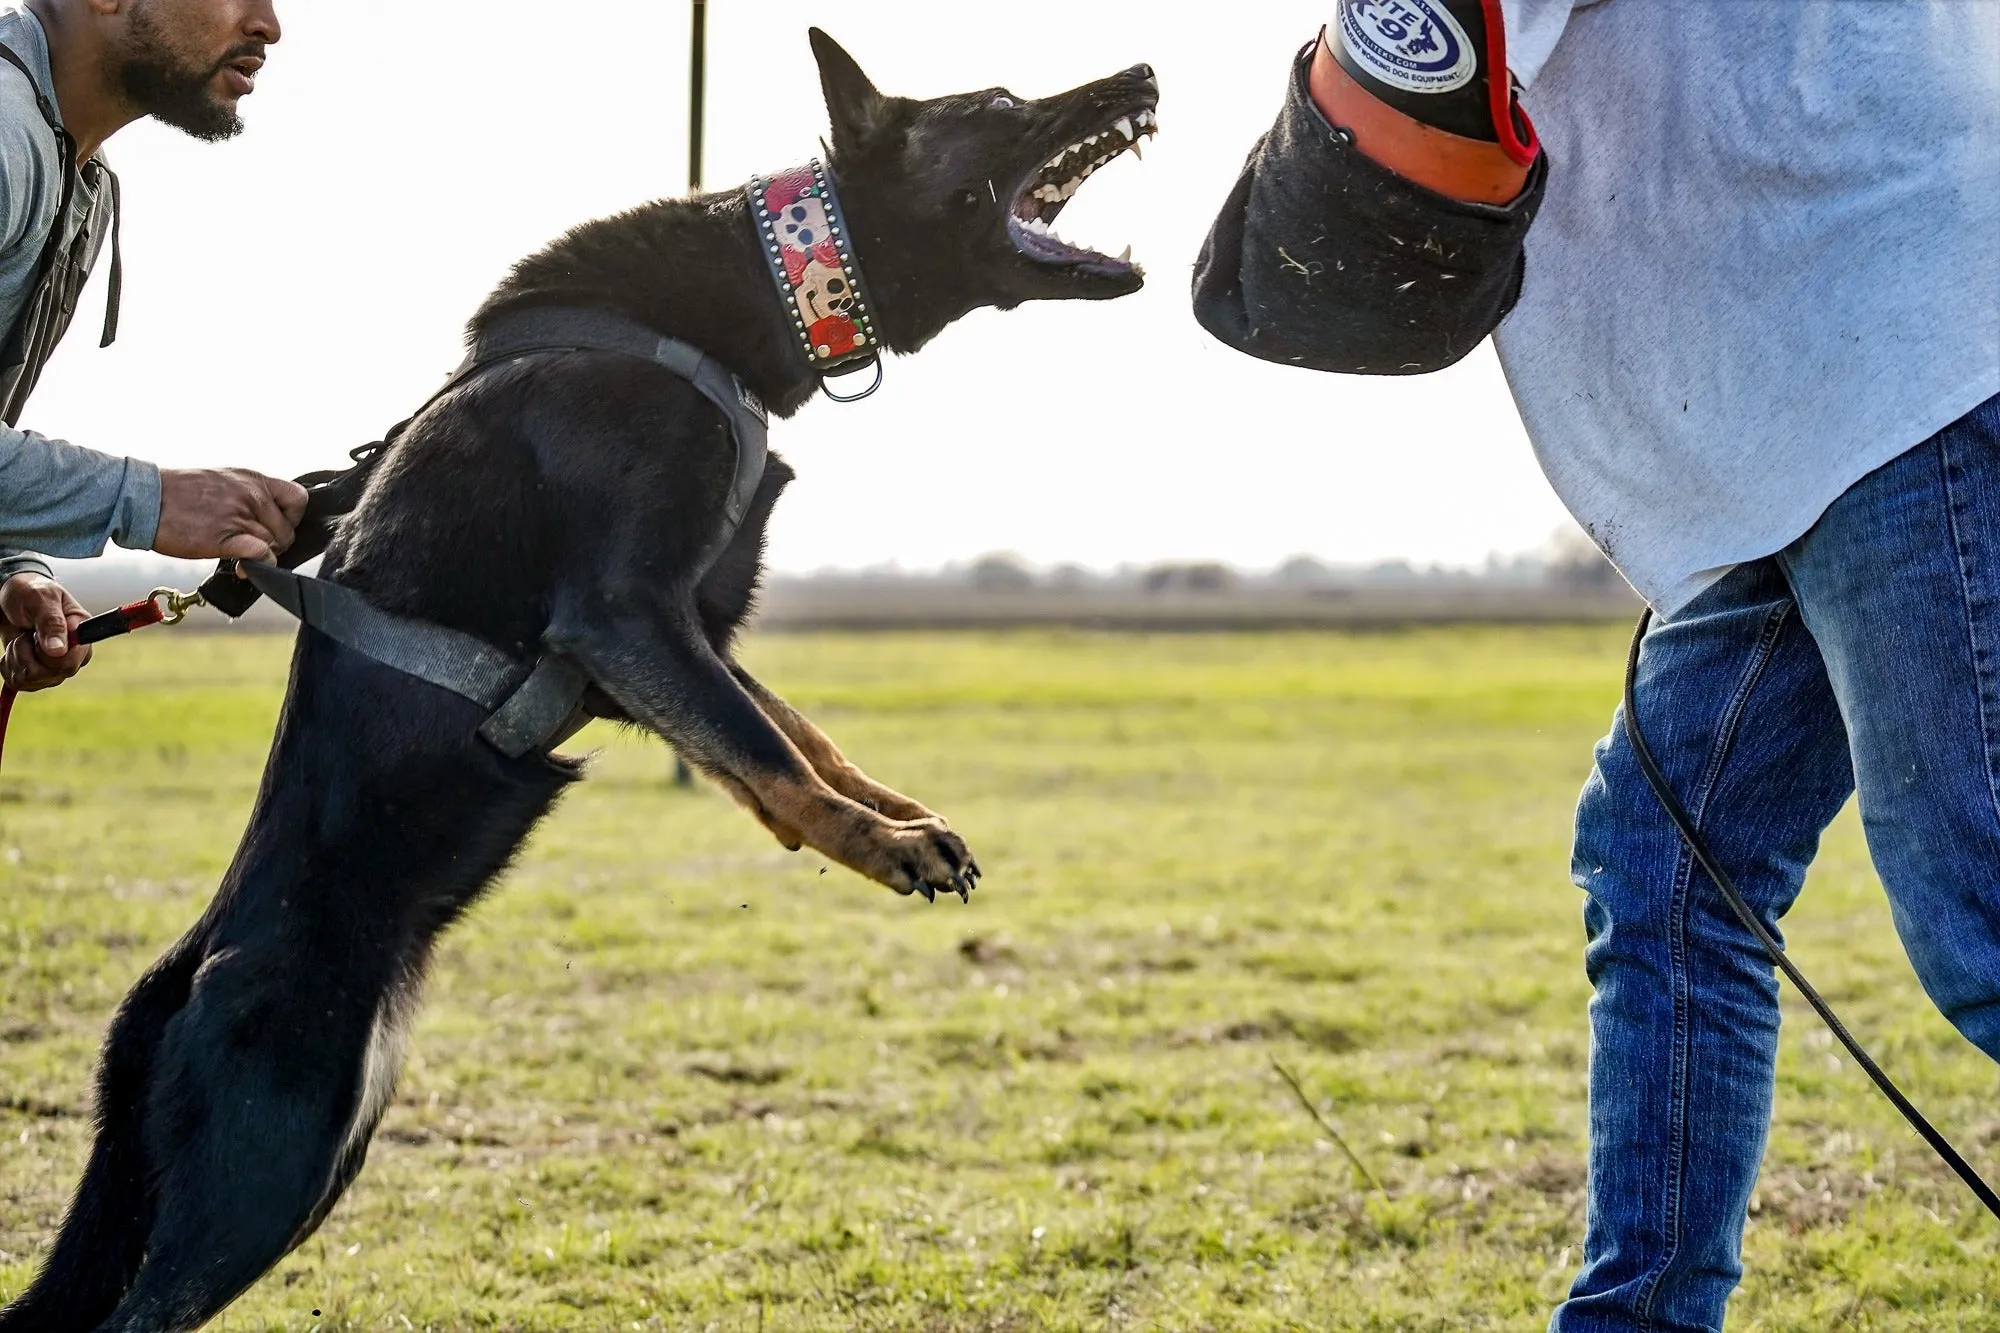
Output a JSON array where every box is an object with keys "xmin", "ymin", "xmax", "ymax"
[
  {"xmin": 1060, "ymin": 178, "xmax": 1081, "ymax": 199},
  {"xmin": 1115, "ymin": 117, "xmax": 1134, "ymax": 142},
  {"xmin": 1119, "ymin": 245, "xmax": 1133, "ymax": 262},
  {"xmin": 1131, "ymin": 138, "xmax": 1144, "ymax": 161}
]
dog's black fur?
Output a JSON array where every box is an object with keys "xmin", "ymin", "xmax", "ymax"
[{"xmin": 0, "ymin": 32, "xmax": 1157, "ymax": 1333}]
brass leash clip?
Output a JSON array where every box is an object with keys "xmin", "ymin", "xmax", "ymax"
[
  {"xmin": 148, "ymin": 586, "xmax": 207, "ymax": 627},
  {"xmin": 76, "ymin": 585, "xmax": 209, "ymax": 645}
]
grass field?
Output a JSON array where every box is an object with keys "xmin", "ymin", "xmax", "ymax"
[{"xmin": 2, "ymin": 627, "xmax": 1996, "ymax": 1331}]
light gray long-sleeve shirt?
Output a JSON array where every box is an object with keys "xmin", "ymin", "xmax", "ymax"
[
  {"xmin": 0, "ymin": 6, "xmax": 159, "ymax": 586},
  {"xmin": 1489, "ymin": 0, "xmax": 2000, "ymax": 614}
]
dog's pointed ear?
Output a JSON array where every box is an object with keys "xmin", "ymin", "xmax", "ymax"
[{"xmin": 810, "ymin": 28, "xmax": 889, "ymax": 154}]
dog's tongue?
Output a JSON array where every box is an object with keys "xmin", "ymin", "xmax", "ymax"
[{"xmin": 1016, "ymin": 195, "xmax": 1067, "ymax": 227}]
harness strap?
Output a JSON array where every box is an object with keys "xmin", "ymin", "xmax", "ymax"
[
  {"xmin": 0, "ymin": 39, "xmax": 113, "ymax": 426},
  {"xmin": 98, "ymin": 168, "xmax": 121, "ymax": 348},
  {"xmin": 0, "ymin": 41, "xmax": 120, "ymax": 353},
  {"xmin": 468, "ymin": 307, "xmax": 770, "ymax": 541},
  {"xmin": 240, "ymin": 562, "xmax": 590, "ymax": 760},
  {"xmin": 479, "ymin": 653, "xmax": 593, "ymax": 758},
  {"xmin": 0, "ymin": 41, "xmax": 58, "ymax": 128},
  {"xmin": 187, "ymin": 308, "xmax": 772, "ymax": 758},
  {"xmin": 200, "ymin": 307, "xmax": 770, "ymax": 618}
]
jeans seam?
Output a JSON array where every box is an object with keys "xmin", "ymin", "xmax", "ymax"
[
  {"xmin": 1629, "ymin": 599, "xmax": 1793, "ymax": 1328},
  {"xmin": 1937, "ymin": 435, "xmax": 2000, "ymax": 828}
]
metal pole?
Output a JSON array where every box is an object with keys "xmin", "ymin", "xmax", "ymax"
[
  {"xmin": 676, "ymin": 17, "xmax": 708, "ymax": 782},
  {"xmin": 689, "ymin": 0, "xmax": 708, "ymax": 193}
]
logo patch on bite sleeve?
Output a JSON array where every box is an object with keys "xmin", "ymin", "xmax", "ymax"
[{"xmin": 1338, "ymin": 0, "xmax": 1478, "ymax": 95}]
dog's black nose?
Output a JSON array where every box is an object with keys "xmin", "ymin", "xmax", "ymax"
[{"xmin": 1129, "ymin": 63, "xmax": 1156, "ymax": 84}]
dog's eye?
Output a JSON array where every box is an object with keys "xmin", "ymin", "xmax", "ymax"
[{"xmin": 989, "ymin": 93, "xmax": 1021, "ymax": 110}]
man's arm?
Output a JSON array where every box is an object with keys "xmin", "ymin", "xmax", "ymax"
[
  {"xmin": 1191, "ymin": 1, "xmax": 1582, "ymax": 376},
  {"xmin": 0, "ymin": 449, "xmax": 307, "ymax": 692},
  {"xmin": 0, "ymin": 424, "xmax": 162, "ymax": 554},
  {"xmin": 0, "ymin": 428, "xmax": 307, "ymax": 569}
]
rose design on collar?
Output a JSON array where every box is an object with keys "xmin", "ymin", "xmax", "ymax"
[{"xmin": 750, "ymin": 162, "xmax": 879, "ymax": 372}]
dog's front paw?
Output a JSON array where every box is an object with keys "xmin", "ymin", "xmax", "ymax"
[{"xmin": 866, "ymin": 818, "xmax": 980, "ymax": 904}]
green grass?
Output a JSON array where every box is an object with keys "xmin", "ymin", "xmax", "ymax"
[{"xmin": 1, "ymin": 628, "xmax": 1995, "ymax": 1331}]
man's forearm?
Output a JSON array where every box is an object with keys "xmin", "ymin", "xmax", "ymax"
[{"xmin": 0, "ymin": 424, "xmax": 161, "ymax": 557}]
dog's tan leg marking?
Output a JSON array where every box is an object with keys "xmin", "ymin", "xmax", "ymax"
[
  {"xmin": 733, "ymin": 671, "xmax": 940, "ymax": 824},
  {"xmin": 708, "ymin": 769, "xmax": 804, "ymax": 851},
  {"xmin": 667, "ymin": 711, "xmax": 973, "ymax": 895},
  {"xmin": 732, "ymin": 764, "xmax": 974, "ymax": 896},
  {"xmin": 557, "ymin": 622, "xmax": 976, "ymax": 896}
]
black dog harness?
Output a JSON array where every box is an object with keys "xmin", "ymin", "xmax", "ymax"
[{"xmin": 198, "ymin": 306, "xmax": 770, "ymax": 760}]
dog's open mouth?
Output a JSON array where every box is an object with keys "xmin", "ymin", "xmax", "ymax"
[{"xmin": 1009, "ymin": 107, "xmax": 1158, "ymax": 278}]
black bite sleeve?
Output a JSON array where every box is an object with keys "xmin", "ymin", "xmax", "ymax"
[{"xmin": 1191, "ymin": 43, "xmax": 1547, "ymax": 377}]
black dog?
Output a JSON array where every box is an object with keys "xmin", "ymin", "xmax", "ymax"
[{"xmin": 0, "ymin": 30, "xmax": 1157, "ymax": 1333}]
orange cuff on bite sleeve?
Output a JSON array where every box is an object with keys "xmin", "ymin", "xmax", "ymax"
[{"xmin": 1307, "ymin": 31, "xmax": 1532, "ymax": 206}]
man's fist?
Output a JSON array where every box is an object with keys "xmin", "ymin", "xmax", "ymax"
[
  {"xmin": 0, "ymin": 573, "xmax": 91, "ymax": 692},
  {"xmin": 154, "ymin": 468, "xmax": 309, "ymax": 564}
]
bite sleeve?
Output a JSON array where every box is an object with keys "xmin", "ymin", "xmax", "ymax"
[{"xmin": 1192, "ymin": 42, "xmax": 1546, "ymax": 376}]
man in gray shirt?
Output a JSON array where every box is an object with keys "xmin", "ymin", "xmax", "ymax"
[{"xmin": 0, "ymin": 0, "xmax": 305, "ymax": 694}]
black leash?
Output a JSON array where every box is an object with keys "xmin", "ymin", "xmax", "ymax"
[{"xmin": 1623, "ymin": 610, "xmax": 2000, "ymax": 1220}]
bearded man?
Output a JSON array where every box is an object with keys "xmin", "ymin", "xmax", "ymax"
[{"xmin": 0, "ymin": 0, "xmax": 306, "ymax": 695}]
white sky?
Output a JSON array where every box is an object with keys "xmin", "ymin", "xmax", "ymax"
[{"xmin": 25, "ymin": 0, "xmax": 1574, "ymax": 575}]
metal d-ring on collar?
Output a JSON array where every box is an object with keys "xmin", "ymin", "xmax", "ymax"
[
  {"xmin": 820, "ymin": 357, "xmax": 883, "ymax": 403},
  {"xmin": 747, "ymin": 159, "xmax": 884, "ymax": 402}
]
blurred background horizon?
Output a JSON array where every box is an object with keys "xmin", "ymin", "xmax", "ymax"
[{"xmin": 22, "ymin": 0, "xmax": 1575, "ymax": 582}]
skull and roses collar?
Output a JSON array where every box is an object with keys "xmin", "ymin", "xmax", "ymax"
[{"xmin": 748, "ymin": 160, "xmax": 883, "ymax": 400}]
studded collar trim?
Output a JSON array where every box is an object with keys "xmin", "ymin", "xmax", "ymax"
[{"xmin": 748, "ymin": 160, "xmax": 882, "ymax": 390}]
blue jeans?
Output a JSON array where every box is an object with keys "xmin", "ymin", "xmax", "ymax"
[{"xmin": 1554, "ymin": 392, "xmax": 2000, "ymax": 1331}]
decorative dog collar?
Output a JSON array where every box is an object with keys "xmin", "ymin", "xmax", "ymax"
[{"xmin": 748, "ymin": 160, "xmax": 882, "ymax": 400}]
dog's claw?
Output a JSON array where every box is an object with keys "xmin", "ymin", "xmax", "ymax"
[
  {"xmin": 916, "ymin": 882, "xmax": 937, "ymax": 904},
  {"xmin": 951, "ymin": 872, "xmax": 973, "ymax": 903}
]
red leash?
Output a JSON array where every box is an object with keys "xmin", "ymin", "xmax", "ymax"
[
  {"xmin": 0, "ymin": 682, "xmax": 15, "ymax": 776},
  {"xmin": 0, "ymin": 586, "xmax": 205, "ymax": 779}
]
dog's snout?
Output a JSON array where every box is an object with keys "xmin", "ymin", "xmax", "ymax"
[{"xmin": 1128, "ymin": 63, "xmax": 1156, "ymax": 85}]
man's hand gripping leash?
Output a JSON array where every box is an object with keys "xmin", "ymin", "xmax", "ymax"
[{"xmin": 0, "ymin": 584, "xmax": 207, "ymax": 775}]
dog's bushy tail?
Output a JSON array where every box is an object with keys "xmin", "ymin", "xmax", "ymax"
[{"xmin": 0, "ymin": 945, "xmax": 199, "ymax": 1332}]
